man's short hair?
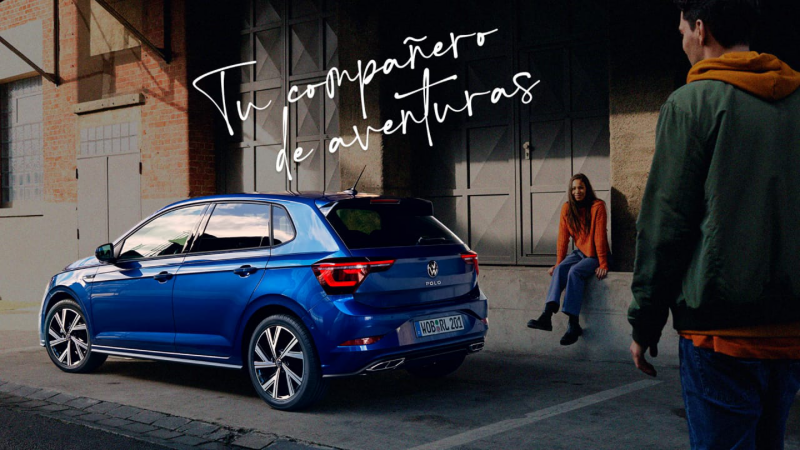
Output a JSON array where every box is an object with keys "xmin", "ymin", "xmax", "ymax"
[{"xmin": 674, "ymin": 0, "xmax": 761, "ymax": 48}]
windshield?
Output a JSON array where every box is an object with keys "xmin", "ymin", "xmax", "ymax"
[{"xmin": 326, "ymin": 205, "xmax": 462, "ymax": 249}]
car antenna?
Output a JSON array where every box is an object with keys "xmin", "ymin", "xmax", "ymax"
[{"xmin": 343, "ymin": 165, "xmax": 366, "ymax": 196}]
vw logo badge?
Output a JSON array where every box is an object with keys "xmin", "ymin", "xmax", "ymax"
[{"xmin": 427, "ymin": 261, "xmax": 439, "ymax": 278}]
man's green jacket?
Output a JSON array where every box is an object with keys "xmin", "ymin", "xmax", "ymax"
[{"xmin": 629, "ymin": 52, "xmax": 800, "ymax": 347}]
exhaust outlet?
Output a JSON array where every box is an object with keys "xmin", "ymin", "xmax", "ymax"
[
  {"xmin": 366, "ymin": 358, "xmax": 405, "ymax": 372},
  {"xmin": 468, "ymin": 342, "xmax": 484, "ymax": 352}
]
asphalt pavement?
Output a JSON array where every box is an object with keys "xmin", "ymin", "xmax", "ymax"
[
  {"xmin": 1, "ymin": 303, "xmax": 798, "ymax": 450},
  {"xmin": 0, "ymin": 404, "xmax": 170, "ymax": 450}
]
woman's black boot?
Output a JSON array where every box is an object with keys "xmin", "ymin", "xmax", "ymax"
[
  {"xmin": 527, "ymin": 303, "xmax": 558, "ymax": 331},
  {"xmin": 560, "ymin": 314, "xmax": 583, "ymax": 345}
]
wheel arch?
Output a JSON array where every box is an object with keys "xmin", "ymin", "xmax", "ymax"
[
  {"xmin": 40, "ymin": 287, "xmax": 86, "ymax": 343},
  {"xmin": 236, "ymin": 295, "xmax": 318, "ymax": 367}
]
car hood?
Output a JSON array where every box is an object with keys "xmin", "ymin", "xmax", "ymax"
[{"xmin": 65, "ymin": 256, "xmax": 99, "ymax": 271}]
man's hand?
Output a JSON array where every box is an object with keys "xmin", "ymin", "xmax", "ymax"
[
  {"xmin": 630, "ymin": 340, "xmax": 658, "ymax": 377},
  {"xmin": 595, "ymin": 267, "xmax": 608, "ymax": 279},
  {"xmin": 548, "ymin": 265, "xmax": 556, "ymax": 276}
]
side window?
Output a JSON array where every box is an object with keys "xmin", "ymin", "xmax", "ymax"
[
  {"xmin": 119, "ymin": 205, "xmax": 206, "ymax": 260},
  {"xmin": 272, "ymin": 205, "xmax": 296, "ymax": 245},
  {"xmin": 191, "ymin": 203, "xmax": 271, "ymax": 253}
]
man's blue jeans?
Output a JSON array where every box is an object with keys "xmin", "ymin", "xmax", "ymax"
[
  {"xmin": 545, "ymin": 250, "xmax": 599, "ymax": 316},
  {"xmin": 679, "ymin": 337, "xmax": 800, "ymax": 449}
]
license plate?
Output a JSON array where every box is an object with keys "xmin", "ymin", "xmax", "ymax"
[{"xmin": 415, "ymin": 315, "xmax": 465, "ymax": 337}]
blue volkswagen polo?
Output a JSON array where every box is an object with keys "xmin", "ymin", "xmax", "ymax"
[{"xmin": 39, "ymin": 192, "xmax": 488, "ymax": 410}]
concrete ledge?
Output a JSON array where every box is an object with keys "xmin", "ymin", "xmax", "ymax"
[{"xmin": 479, "ymin": 266, "xmax": 679, "ymax": 365}]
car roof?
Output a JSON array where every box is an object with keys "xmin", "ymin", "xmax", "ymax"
[{"xmin": 159, "ymin": 191, "xmax": 383, "ymax": 212}]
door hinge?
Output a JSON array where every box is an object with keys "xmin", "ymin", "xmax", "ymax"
[
  {"xmin": 77, "ymin": 229, "xmax": 80, "ymax": 240},
  {"xmin": 75, "ymin": 168, "xmax": 79, "ymax": 179},
  {"xmin": 139, "ymin": 161, "xmax": 142, "ymax": 174}
]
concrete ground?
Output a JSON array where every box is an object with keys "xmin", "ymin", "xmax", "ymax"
[{"xmin": 1, "ymin": 303, "xmax": 798, "ymax": 450}]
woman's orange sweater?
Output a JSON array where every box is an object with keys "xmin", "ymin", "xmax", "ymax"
[{"xmin": 556, "ymin": 199, "xmax": 610, "ymax": 270}]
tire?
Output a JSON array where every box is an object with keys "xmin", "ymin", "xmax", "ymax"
[
  {"xmin": 246, "ymin": 314, "xmax": 328, "ymax": 411},
  {"xmin": 406, "ymin": 353, "xmax": 466, "ymax": 379},
  {"xmin": 44, "ymin": 299, "xmax": 107, "ymax": 373}
]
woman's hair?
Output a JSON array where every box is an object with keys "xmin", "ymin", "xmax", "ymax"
[{"xmin": 566, "ymin": 173, "xmax": 598, "ymax": 236}]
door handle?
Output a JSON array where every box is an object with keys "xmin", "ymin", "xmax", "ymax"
[
  {"xmin": 153, "ymin": 271, "xmax": 173, "ymax": 283},
  {"xmin": 233, "ymin": 265, "xmax": 259, "ymax": 277},
  {"xmin": 523, "ymin": 141, "xmax": 532, "ymax": 160}
]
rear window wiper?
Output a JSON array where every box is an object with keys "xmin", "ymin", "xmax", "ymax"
[{"xmin": 416, "ymin": 236, "xmax": 448, "ymax": 245}]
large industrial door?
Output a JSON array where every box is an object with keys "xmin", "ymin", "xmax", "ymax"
[
  {"xmin": 416, "ymin": 0, "xmax": 610, "ymax": 265},
  {"xmin": 223, "ymin": 0, "xmax": 340, "ymax": 194},
  {"xmin": 77, "ymin": 122, "xmax": 141, "ymax": 256}
]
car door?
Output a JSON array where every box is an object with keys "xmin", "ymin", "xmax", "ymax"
[
  {"xmin": 90, "ymin": 204, "xmax": 208, "ymax": 352},
  {"xmin": 171, "ymin": 202, "xmax": 272, "ymax": 357}
]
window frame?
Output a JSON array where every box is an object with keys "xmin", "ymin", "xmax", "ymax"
[
  {"xmin": 270, "ymin": 203, "xmax": 296, "ymax": 248},
  {"xmin": 113, "ymin": 200, "xmax": 299, "ymax": 262},
  {"xmin": 0, "ymin": 76, "xmax": 44, "ymax": 213},
  {"xmin": 114, "ymin": 203, "xmax": 210, "ymax": 262},
  {"xmin": 186, "ymin": 201, "xmax": 275, "ymax": 256}
]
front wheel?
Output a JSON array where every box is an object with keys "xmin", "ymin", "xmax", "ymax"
[
  {"xmin": 247, "ymin": 314, "xmax": 328, "ymax": 411},
  {"xmin": 45, "ymin": 299, "xmax": 107, "ymax": 373}
]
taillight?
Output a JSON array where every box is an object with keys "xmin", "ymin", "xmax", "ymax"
[
  {"xmin": 461, "ymin": 251, "xmax": 479, "ymax": 275},
  {"xmin": 312, "ymin": 259, "xmax": 395, "ymax": 294},
  {"xmin": 339, "ymin": 336, "xmax": 383, "ymax": 346}
]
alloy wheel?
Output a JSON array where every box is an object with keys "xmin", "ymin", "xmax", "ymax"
[
  {"xmin": 48, "ymin": 308, "xmax": 89, "ymax": 368},
  {"xmin": 252, "ymin": 325, "xmax": 305, "ymax": 401}
]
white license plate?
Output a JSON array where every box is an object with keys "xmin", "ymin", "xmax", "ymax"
[{"xmin": 415, "ymin": 315, "xmax": 465, "ymax": 337}]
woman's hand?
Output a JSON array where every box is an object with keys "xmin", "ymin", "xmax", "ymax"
[
  {"xmin": 548, "ymin": 265, "xmax": 556, "ymax": 276},
  {"xmin": 595, "ymin": 267, "xmax": 608, "ymax": 280}
]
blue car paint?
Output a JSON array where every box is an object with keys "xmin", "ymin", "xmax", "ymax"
[
  {"xmin": 91, "ymin": 255, "xmax": 185, "ymax": 351},
  {"xmin": 40, "ymin": 192, "xmax": 488, "ymax": 376},
  {"xmin": 39, "ymin": 270, "xmax": 96, "ymax": 345}
]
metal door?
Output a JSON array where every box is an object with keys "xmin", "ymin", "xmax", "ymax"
[
  {"xmin": 412, "ymin": 1, "xmax": 609, "ymax": 266},
  {"xmin": 78, "ymin": 121, "xmax": 142, "ymax": 256},
  {"xmin": 89, "ymin": 204, "xmax": 207, "ymax": 352},
  {"xmin": 172, "ymin": 202, "xmax": 272, "ymax": 357},
  {"xmin": 77, "ymin": 157, "xmax": 109, "ymax": 256},
  {"xmin": 224, "ymin": 0, "xmax": 339, "ymax": 194},
  {"xmin": 519, "ymin": 40, "xmax": 610, "ymax": 265},
  {"xmin": 108, "ymin": 153, "xmax": 142, "ymax": 239}
]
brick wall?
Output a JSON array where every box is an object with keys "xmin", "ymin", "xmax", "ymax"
[
  {"xmin": 0, "ymin": 0, "xmax": 216, "ymax": 205},
  {"xmin": 0, "ymin": 0, "xmax": 77, "ymax": 203}
]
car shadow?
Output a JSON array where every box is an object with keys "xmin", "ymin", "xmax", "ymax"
[{"xmin": 87, "ymin": 352, "xmax": 593, "ymax": 414}]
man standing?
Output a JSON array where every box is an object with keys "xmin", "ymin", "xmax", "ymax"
[{"xmin": 628, "ymin": 0, "xmax": 800, "ymax": 448}]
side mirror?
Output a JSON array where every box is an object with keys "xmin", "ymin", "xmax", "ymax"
[{"xmin": 95, "ymin": 243, "xmax": 116, "ymax": 263}]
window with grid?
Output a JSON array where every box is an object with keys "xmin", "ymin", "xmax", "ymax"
[{"xmin": 1, "ymin": 76, "xmax": 43, "ymax": 206}]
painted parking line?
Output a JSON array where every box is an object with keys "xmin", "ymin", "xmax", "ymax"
[{"xmin": 407, "ymin": 379, "xmax": 662, "ymax": 450}]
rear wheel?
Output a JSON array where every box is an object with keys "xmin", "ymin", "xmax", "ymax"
[
  {"xmin": 45, "ymin": 300, "xmax": 107, "ymax": 373},
  {"xmin": 406, "ymin": 353, "xmax": 466, "ymax": 379},
  {"xmin": 247, "ymin": 314, "xmax": 328, "ymax": 411}
]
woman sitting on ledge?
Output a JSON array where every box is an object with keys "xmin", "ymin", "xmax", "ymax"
[{"xmin": 527, "ymin": 173, "xmax": 610, "ymax": 345}]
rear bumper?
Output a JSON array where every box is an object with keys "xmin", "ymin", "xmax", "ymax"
[
  {"xmin": 310, "ymin": 289, "xmax": 488, "ymax": 377},
  {"xmin": 323, "ymin": 337, "xmax": 485, "ymax": 378}
]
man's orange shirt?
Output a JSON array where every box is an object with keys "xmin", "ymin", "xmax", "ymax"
[{"xmin": 556, "ymin": 199, "xmax": 610, "ymax": 270}]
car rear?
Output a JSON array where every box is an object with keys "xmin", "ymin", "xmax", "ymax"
[{"xmin": 309, "ymin": 196, "xmax": 488, "ymax": 377}]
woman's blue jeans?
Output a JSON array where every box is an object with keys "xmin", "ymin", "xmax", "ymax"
[
  {"xmin": 679, "ymin": 337, "xmax": 800, "ymax": 449},
  {"xmin": 545, "ymin": 250, "xmax": 599, "ymax": 316}
]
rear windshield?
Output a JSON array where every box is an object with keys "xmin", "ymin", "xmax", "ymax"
[{"xmin": 326, "ymin": 205, "xmax": 462, "ymax": 249}]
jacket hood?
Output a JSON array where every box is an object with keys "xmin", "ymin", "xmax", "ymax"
[{"xmin": 687, "ymin": 51, "xmax": 800, "ymax": 101}]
